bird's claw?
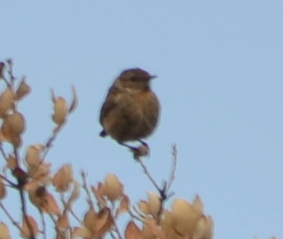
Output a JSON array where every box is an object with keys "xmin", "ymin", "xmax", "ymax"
[{"xmin": 130, "ymin": 143, "xmax": 150, "ymax": 160}]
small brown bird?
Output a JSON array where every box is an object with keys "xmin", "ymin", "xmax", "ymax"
[{"xmin": 99, "ymin": 68, "xmax": 160, "ymax": 152}]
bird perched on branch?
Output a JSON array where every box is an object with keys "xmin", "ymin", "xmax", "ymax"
[{"xmin": 99, "ymin": 68, "xmax": 160, "ymax": 157}]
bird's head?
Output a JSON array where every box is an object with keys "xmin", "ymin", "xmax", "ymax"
[{"xmin": 117, "ymin": 68, "xmax": 157, "ymax": 90}]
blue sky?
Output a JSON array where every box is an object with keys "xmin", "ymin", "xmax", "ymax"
[{"xmin": 1, "ymin": 1, "xmax": 283, "ymax": 238}]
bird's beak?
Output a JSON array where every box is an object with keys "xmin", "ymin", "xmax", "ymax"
[{"xmin": 150, "ymin": 75, "xmax": 157, "ymax": 80}]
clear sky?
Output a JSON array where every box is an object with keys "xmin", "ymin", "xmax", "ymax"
[{"xmin": 1, "ymin": 1, "xmax": 283, "ymax": 239}]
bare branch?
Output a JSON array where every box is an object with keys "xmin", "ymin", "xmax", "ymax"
[
  {"xmin": 166, "ymin": 144, "xmax": 178, "ymax": 193},
  {"xmin": 0, "ymin": 201, "xmax": 22, "ymax": 233},
  {"xmin": 81, "ymin": 171, "xmax": 95, "ymax": 209},
  {"xmin": 40, "ymin": 212, "xmax": 47, "ymax": 239},
  {"xmin": 6, "ymin": 58, "xmax": 16, "ymax": 88},
  {"xmin": 19, "ymin": 189, "xmax": 36, "ymax": 239},
  {"xmin": 69, "ymin": 208, "xmax": 82, "ymax": 224},
  {"xmin": 42, "ymin": 124, "xmax": 65, "ymax": 160},
  {"xmin": 0, "ymin": 143, "xmax": 9, "ymax": 162},
  {"xmin": 112, "ymin": 220, "xmax": 123, "ymax": 239},
  {"xmin": 129, "ymin": 208, "xmax": 145, "ymax": 222},
  {"xmin": 0, "ymin": 174, "xmax": 17, "ymax": 188},
  {"xmin": 137, "ymin": 159, "xmax": 162, "ymax": 192}
]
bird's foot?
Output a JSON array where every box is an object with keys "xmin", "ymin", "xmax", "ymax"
[
  {"xmin": 131, "ymin": 144, "xmax": 150, "ymax": 160},
  {"xmin": 138, "ymin": 140, "xmax": 148, "ymax": 147},
  {"xmin": 118, "ymin": 142, "xmax": 136, "ymax": 150},
  {"xmin": 118, "ymin": 141, "xmax": 150, "ymax": 160}
]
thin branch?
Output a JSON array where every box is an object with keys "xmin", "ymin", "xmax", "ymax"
[
  {"xmin": 112, "ymin": 220, "xmax": 123, "ymax": 239},
  {"xmin": 0, "ymin": 60, "xmax": 11, "ymax": 88},
  {"xmin": 166, "ymin": 144, "xmax": 178, "ymax": 193},
  {"xmin": 48, "ymin": 213, "xmax": 58, "ymax": 225},
  {"xmin": 13, "ymin": 141, "xmax": 36, "ymax": 239},
  {"xmin": 48, "ymin": 213, "xmax": 62, "ymax": 237},
  {"xmin": 128, "ymin": 208, "xmax": 145, "ymax": 222},
  {"xmin": 0, "ymin": 201, "xmax": 22, "ymax": 232},
  {"xmin": 81, "ymin": 171, "xmax": 94, "ymax": 209},
  {"xmin": 156, "ymin": 194, "xmax": 166, "ymax": 225},
  {"xmin": 0, "ymin": 143, "xmax": 9, "ymax": 162},
  {"xmin": 29, "ymin": 124, "xmax": 65, "ymax": 180},
  {"xmin": 137, "ymin": 159, "xmax": 166, "ymax": 225},
  {"xmin": 137, "ymin": 159, "xmax": 162, "ymax": 192},
  {"xmin": 110, "ymin": 231, "xmax": 118, "ymax": 239},
  {"xmin": 60, "ymin": 194, "xmax": 82, "ymax": 224},
  {"xmin": 137, "ymin": 145, "xmax": 178, "ymax": 226},
  {"xmin": 6, "ymin": 58, "xmax": 16, "ymax": 88},
  {"xmin": 19, "ymin": 189, "xmax": 36, "ymax": 239},
  {"xmin": 68, "ymin": 225, "xmax": 74, "ymax": 239},
  {"xmin": 0, "ymin": 174, "xmax": 17, "ymax": 188},
  {"xmin": 42, "ymin": 124, "xmax": 65, "ymax": 160},
  {"xmin": 1, "ymin": 74, "xmax": 11, "ymax": 88},
  {"xmin": 40, "ymin": 211, "xmax": 47, "ymax": 239},
  {"xmin": 69, "ymin": 208, "xmax": 82, "ymax": 224},
  {"xmin": 13, "ymin": 145, "xmax": 20, "ymax": 167},
  {"xmin": 109, "ymin": 202, "xmax": 123, "ymax": 239},
  {"xmin": 156, "ymin": 145, "xmax": 178, "ymax": 224}
]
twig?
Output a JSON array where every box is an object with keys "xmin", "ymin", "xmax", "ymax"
[
  {"xmin": 1, "ymin": 74, "xmax": 11, "ymax": 88},
  {"xmin": 156, "ymin": 192, "xmax": 166, "ymax": 225},
  {"xmin": 60, "ymin": 193, "xmax": 82, "ymax": 224},
  {"xmin": 6, "ymin": 58, "xmax": 16, "ymax": 88},
  {"xmin": 48, "ymin": 213, "xmax": 62, "ymax": 237},
  {"xmin": 0, "ymin": 174, "xmax": 17, "ymax": 188},
  {"xmin": 29, "ymin": 124, "xmax": 65, "ymax": 180},
  {"xmin": 0, "ymin": 60, "xmax": 12, "ymax": 88},
  {"xmin": 68, "ymin": 225, "xmax": 74, "ymax": 239},
  {"xmin": 48, "ymin": 211, "xmax": 68, "ymax": 239},
  {"xmin": 0, "ymin": 143, "xmax": 9, "ymax": 162},
  {"xmin": 128, "ymin": 208, "xmax": 145, "ymax": 222},
  {"xmin": 69, "ymin": 208, "xmax": 81, "ymax": 224},
  {"xmin": 137, "ymin": 160, "xmax": 162, "ymax": 192},
  {"xmin": 81, "ymin": 171, "xmax": 94, "ymax": 208},
  {"xmin": 166, "ymin": 144, "xmax": 178, "ymax": 193},
  {"xmin": 13, "ymin": 141, "xmax": 35, "ymax": 239},
  {"xmin": 110, "ymin": 231, "xmax": 118, "ymax": 239},
  {"xmin": 137, "ymin": 145, "xmax": 179, "ymax": 226},
  {"xmin": 0, "ymin": 201, "xmax": 22, "ymax": 233},
  {"xmin": 112, "ymin": 220, "xmax": 123, "ymax": 239},
  {"xmin": 42, "ymin": 124, "xmax": 65, "ymax": 160},
  {"xmin": 13, "ymin": 145, "xmax": 20, "ymax": 167},
  {"xmin": 155, "ymin": 146, "xmax": 178, "ymax": 224},
  {"xmin": 108, "ymin": 202, "xmax": 123, "ymax": 239},
  {"xmin": 48, "ymin": 213, "xmax": 57, "ymax": 225},
  {"xmin": 40, "ymin": 211, "xmax": 47, "ymax": 239},
  {"xmin": 19, "ymin": 189, "xmax": 36, "ymax": 239},
  {"xmin": 137, "ymin": 159, "xmax": 167, "ymax": 224}
]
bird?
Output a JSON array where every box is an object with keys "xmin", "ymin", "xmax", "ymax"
[{"xmin": 99, "ymin": 68, "xmax": 160, "ymax": 155}]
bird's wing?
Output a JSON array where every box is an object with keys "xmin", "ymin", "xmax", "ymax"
[{"xmin": 99, "ymin": 85, "xmax": 121, "ymax": 125}]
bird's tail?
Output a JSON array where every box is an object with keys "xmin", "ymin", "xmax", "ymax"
[{"xmin": 99, "ymin": 130, "xmax": 107, "ymax": 137}]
